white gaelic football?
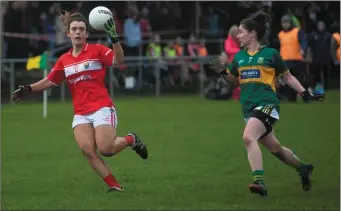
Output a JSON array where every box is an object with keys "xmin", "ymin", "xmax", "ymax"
[{"xmin": 88, "ymin": 6, "xmax": 113, "ymax": 31}]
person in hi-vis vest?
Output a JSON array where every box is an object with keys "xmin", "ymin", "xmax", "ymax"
[
  {"xmin": 278, "ymin": 15, "xmax": 308, "ymax": 102},
  {"xmin": 145, "ymin": 34, "xmax": 168, "ymax": 80},
  {"xmin": 331, "ymin": 30, "xmax": 340, "ymax": 66},
  {"xmin": 330, "ymin": 24, "xmax": 340, "ymax": 88}
]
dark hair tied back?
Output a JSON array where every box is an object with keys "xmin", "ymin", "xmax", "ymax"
[
  {"xmin": 240, "ymin": 10, "xmax": 271, "ymax": 41},
  {"xmin": 252, "ymin": 11, "xmax": 271, "ymax": 26}
]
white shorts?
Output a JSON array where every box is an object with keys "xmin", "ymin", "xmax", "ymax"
[{"xmin": 72, "ymin": 106, "xmax": 118, "ymax": 129}]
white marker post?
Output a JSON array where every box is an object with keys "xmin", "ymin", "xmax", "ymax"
[{"xmin": 43, "ymin": 69, "xmax": 48, "ymax": 118}]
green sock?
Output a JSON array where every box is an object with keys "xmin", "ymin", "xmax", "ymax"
[
  {"xmin": 292, "ymin": 151, "xmax": 308, "ymax": 174},
  {"xmin": 296, "ymin": 161, "xmax": 308, "ymax": 174},
  {"xmin": 272, "ymin": 150, "xmax": 307, "ymax": 174},
  {"xmin": 252, "ymin": 170, "xmax": 264, "ymax": 183}
]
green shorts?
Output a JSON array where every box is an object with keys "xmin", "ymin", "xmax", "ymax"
[
  {"xmin": 243, "ymin": 105, "xmax": 280, "ymax": 138},
  {"xmin": 244, "ymin": 104, "xmax": 280, "ymax": 122}
]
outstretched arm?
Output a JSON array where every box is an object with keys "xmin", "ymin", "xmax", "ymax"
[
  {"xmin": 281, "ymin": 72, "xmax": 305, "ymax": 94},
  {"xmin": 12, "ymin": 74, "xmax": 59, "ymax": 102},
  {"xmin": 12, "ymin": 59, "xmax": 65, "ymax": 102},
  {"xmin": 11, "ymin": 78, "xmax": 55, "ymax": 102},
  {"xmin": 30, "ymin": 78, "xmax": 55, "ymax": 92},
  {"xmin": 272, "ymin": 50, "xmax": 323, "ymax": 102}
]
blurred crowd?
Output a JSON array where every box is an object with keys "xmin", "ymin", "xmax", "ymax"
[{"xmin": 1, "ymin": 1, "xmax": 340, "ymax": 100}]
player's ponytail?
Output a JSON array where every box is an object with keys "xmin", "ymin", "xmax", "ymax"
[
  {"xmin": 59, "ymin": 10, "xmax": 91, "ymax": 32},
  {"xmin": 252, "ymin": 11, "xmax": 271, "ymax": 27},
  {"xmin": 240, "ymin": 10, "xmax": 271, "ymax": 41}
]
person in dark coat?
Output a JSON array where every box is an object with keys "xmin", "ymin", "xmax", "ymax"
[{"xmin": 308, "ymin": 20, "xmax": 331, "ymax": 94}]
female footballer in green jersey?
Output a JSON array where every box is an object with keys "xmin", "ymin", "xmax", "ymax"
[{"xmin": 210, "ymin": 11, "xmax": 323, "ymax": 197}]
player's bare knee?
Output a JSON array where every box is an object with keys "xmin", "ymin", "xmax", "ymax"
[
  {"xmin": 98, "ymin": 149, "xmax": 114, "ymax": 157},
  {"xmin": 96, "ymin": 142, "xmax": 115, "ymax": 157},
  {"xmin": 94, "ymin": 125, "xmax": 117, "ymax": 157},
  {"xmin": 243, "ymin": 134, "xmax": 255, "ymax": 146}
]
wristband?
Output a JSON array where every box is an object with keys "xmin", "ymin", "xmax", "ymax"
[
  {"xmin": 109, "ymin": 36, "xmax": 123, "ymax": 44},
  {"xmin": 220, "ymin": 70, "xmax": 228, "ymax": 75},
  {"xmin": 24, "ymin": 85, "xmax": 32, "ymax": 92},
  {"xmin": 219, "ymin": 62, "xmax": 229, "ymax": 75}
]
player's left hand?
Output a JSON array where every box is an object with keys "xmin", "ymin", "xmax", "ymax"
[
  {"xmin": 301, "ymin": 90, "xmax": 324, "ymax": 103},
  {"xmin": 11, "ymin": 85, "xmax": 32, "ymax": 103},
  {"xmin": 209, "ymin": 58, "xmax": 227, "ymax": 73},
  {"xmin": 104, "ymin": 18, "xmax": 117, "ymax": 38}
]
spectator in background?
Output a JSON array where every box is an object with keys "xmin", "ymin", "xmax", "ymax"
[
  {"xmin": 223, "ymin": 24, "xmax": 241, "ymax": 101},
  {"xmin": 122, "ymin": 9, "xmax": 142, "ymax": 88},
  {"xmin": 71, "ymin": 2, "xmax": 88, "ymax": 18},
  {"xmin": 308, "ymin": 21, "xmax": 331, "ymax": 94},
  {"xmin": 187, "ymin": 34, "xmax": 200, "ymax": 72},
  {"xmin": 163, "ymin": 40, "xmax": 177, "ymax": 61},
  {"xmin": 187, "ymin": 36, "xmax": 208, "ymax": 81},
  {"xmin": 140, "ymin": 7, "xmax": 151, "ymax": 38},
  {"xmin": 198, "ymin": 39, "xmax": 208, "ymax": 57},
  {"xmin": 125, "ymin": 1, "xmax": 138, "ymax": 18},
  {"xmin": 163, "ymin": 40, "xmax": 177, "ymax": 86},
  {"xmin": 174, "ymin": 36, "xmax": 184, "ymax": 57},
  {"xmin": 277, "ymin": 15, "xmax": 307, "ymax": 102},
  {"xmin": 286, "ymin": 8, "xmax": 302, "ymax": 28},
  {"xmin": 18, "ymin": 2, "xmax": 28, "ymax": 33},
  {"xmin": 293, "ymin": 8, "xmax": 304, "ymax": 29},
  {"xmin": 145, "ymin": 34, "xmax": 168, "ymax": 83},
  {"xmin": 327, "ymin": 12, "xmax": 339, "ymax": 32},
  {"xmin": 206, "ymin": 7, "xmax": 220, "ymax": 38},
  {"xmin": 54, "ymin": 3, "xmax": 66, "ymax": 47},
  {"xmin": 27, "ymin": 2, "xmax": 41, "ymax": 33},
  {"xmin": 174, "ymin": 36, "xmax": 190, "ymax": 85},
  {"xmin": 26, "ymin": 2, "xmax": 43, "ymax": 56},
  {"xmin": 40, "ymin": 3, "xmax": 57, "ymax": 53},
  {"xmin": 330, "ymin": 25, "xmax": 340, "ymax": 65},
  {"xmin": 224, "ymin": 25, "xmax": 240, "ymax": 63},
  {"xmin": 330, "ymin": 24, "xmax": 340, "ymax": 87},
  {"xmin": 305, "ymin": 5, "xmax": 319, "ymax": 32},
  {"xmin": 146, "ymin": 34, "xmax": 162, "ymax": 59},
  {"xmin": 124, "ymin": 10, "xmax": 142, "ymax": 60},
  {"xmin": 41, "ymin": 4, "xmax": 56, "ymax": 34},
  {"xmin": 205, "ymin": 7, "xmax": 220, "ymax": 55}
]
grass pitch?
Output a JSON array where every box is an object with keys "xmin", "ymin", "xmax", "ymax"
[{"xmin": 2, "ymin": 91, "xmax": 340, "ymax": 210}]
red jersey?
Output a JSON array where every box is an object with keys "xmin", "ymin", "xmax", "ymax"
[{"xmin": 47, "ymin": 43, "xmax": 115, "ymax": 115}]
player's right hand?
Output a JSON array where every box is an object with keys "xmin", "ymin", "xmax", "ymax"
[
  {"xmin": 301, "ymin": 90, "xmax": 324, "ymax": 103},
  {"xmin": 12, "ymin": 85, "xmax": 32, "ymax": 103}
]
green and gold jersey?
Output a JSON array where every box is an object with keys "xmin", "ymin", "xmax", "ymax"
[{"xmin": 226, "ymin": 46, "xmax": 289, "ymax": 118}]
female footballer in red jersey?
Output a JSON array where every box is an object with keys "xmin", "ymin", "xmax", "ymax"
[{"xmin": 11, "ymin": 11, "xmax": 148, "ymax": 192}]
